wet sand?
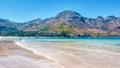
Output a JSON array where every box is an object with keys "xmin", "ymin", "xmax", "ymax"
[
  {"xmin": 0, "ymin": 41, "xmax": 62, "ymax": 68},
  {"xmin": 16, "ymin": 41, "xmax": 120, "ymax": 68},
  {"xmin": 0, "ymin": 41, "xmax": 120, "ymax": 68}
]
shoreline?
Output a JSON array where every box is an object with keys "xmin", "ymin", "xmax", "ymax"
[
  {"xmin": 15, "ymin": 41, "xmax": 56, "ymax": 62},
  {"xmin": 0, "ymin": 41, "xmax": 45, "ymax": 59},
  {"xmin": 0, "ymin": 41, "xmax": 63, "ymax": 68},
  {"xmin": 14, "ymin": 41, "xmax": 120, "ymax": 68},
  {"xmin": 0, "ymin": 40, "xmax": 120, "ymax": 68},
  {"xmin": 0, "ymin": 36, "xmax": 120, "ymax": 39}
]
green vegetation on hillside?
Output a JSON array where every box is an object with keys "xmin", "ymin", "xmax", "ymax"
[{"xmin": 0, "ymin": 10, "xmax": 120, "ymax": 37}]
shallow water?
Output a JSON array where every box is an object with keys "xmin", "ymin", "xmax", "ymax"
[
  {"xmin": 5, "ymin": 38, "xmax": 120, "ymax": 47},
  {"xmin": 3, "ymin": 38, "xmax": 120, "ymax": 68},
  {"xmin": 15, "ymin": 40, "xmax": 120, "ymax": 68}
]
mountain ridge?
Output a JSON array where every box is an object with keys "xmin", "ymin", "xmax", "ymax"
[{"xmin": 0, "ymin": 10, "xmax": 120, "ymax": 37}]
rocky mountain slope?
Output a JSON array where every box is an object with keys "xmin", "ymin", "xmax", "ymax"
[{"xmin": 0, "ymin": 10, "xmax": 120, "ymax": 37}]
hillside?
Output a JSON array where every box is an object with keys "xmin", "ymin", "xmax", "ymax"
[{"xmin": 0, "ymin": 10, "xmax": 120, "ymax": 37}]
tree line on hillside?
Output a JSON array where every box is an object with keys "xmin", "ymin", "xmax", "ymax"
[{"xmin": 0, "ymin": 30, "xmax": 92, "ymax": 38}]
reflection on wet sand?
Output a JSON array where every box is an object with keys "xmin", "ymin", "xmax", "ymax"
[
  {"xmin": 0, "ymin": 41, "xmax": 63, "ymax": 68},
  {"xmin": 0, "ymin": 41, "xmax": 120, "ymax": 68},
  {"xmin": 16, "ymin": 41, "xmax": 120, "ymax": 68}
]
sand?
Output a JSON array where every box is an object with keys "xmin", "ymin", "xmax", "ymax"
[
  {"xmin": 16, "ymin": 41, "xmax": 120, "ymax": 68},
  {"xmin": 0, "ymin": 41, "xmax": 62, "ymax": 68},
  {"xmin": 0, "ymin": 40, "xmax": 120, "ymax": 68}
]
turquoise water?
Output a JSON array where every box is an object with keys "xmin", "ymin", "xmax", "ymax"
[{"xmin": 3, "ymin": 38, "xmax": 120, "ymax": 47}]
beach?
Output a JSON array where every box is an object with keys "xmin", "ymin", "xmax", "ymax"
[
  {"xmin": 0, "ymin": 41, "xmax": 63, "ymax": 68},
  {"xmin": 0, "ymin": 40, "xmax": 120, "ymax": 68}
]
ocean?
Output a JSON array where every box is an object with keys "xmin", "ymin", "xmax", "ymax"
[{"xmin": 4, "ymin": 37, "xmax": 120, "ymax": 47}]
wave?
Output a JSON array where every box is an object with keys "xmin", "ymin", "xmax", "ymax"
[{"xmin": 15, "ymin": 40, "xmax": 58, "ymax": 63}]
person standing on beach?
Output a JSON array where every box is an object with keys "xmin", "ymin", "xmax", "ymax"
[{"xmin": 20, "ymin": 38, "xmax": 22, "ymax": 42}]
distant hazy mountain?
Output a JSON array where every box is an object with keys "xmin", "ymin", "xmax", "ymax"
[
  {"xmin": 0, "ymin": 19, "xmax": 20, "ymax": 36},
  {"xmin": 0, "ymin": 10, "xmax": 120, "ymax": 37}
]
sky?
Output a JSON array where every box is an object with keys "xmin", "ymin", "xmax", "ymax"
[{"xmin": 0, "ymin": 0, "xmax": 120, "ymax": 22}]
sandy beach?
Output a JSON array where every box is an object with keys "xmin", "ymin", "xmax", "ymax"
[
  {"xmin": 0, "ymin": 40, "xmax": 120, "ymax": 68},
  {"xmin": 16, "ymin": 41, "xmax": 120, "ymax": 68},
  {"xmin": 0, "ymin": 41, "xmax": 63, "ymax": 68}
]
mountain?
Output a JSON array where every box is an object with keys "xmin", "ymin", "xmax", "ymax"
[
  {"xmin": 0, "ymin": 19, "xmax": 20, "ymax": 36},
  {"xmin": 0, "ymin": 19, "xmax": 19, "ymax": 27},
  {"xmin": 0, "ymin": 10, "xmax": 120, "ymax": 37},
  {"xmin": 19, "ymin": 18, "xmax": 42, "ymax": 31}
]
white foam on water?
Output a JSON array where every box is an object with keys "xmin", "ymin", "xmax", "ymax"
[
  {"xmin": 15, "ymin": 41, "xmax": 66, "ymax": 68},
  {"xmin": 14, "ymin": 40, "xmax": 120, "ymax": 68},
  {"xmin": 15, "ymin": 41, "xmax": 57, "ymax": 62}
]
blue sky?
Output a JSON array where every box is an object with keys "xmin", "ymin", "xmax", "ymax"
[{"xmin": 0, "ymin": 0, "xmax": 120, "ymax": 22}]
